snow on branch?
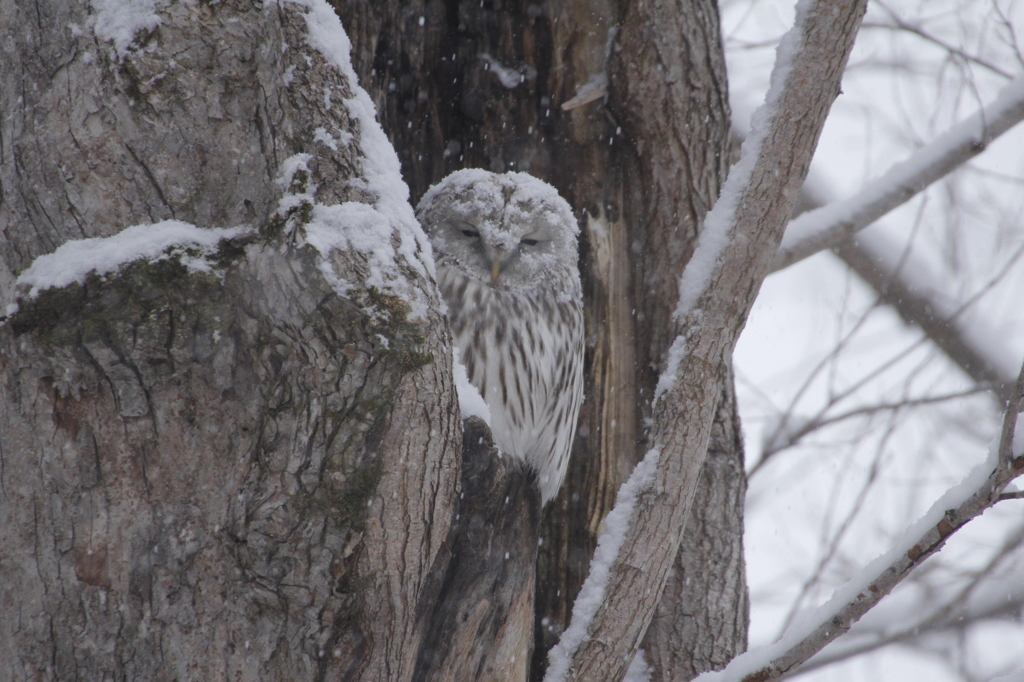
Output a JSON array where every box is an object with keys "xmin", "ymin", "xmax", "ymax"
[
  {"xmin": 793, "ymin": 529, "xmax": 1024, "ymax": 675},
  {"xmin": 13, "ymin": 221, "xmax": 252, "ymax": 303},
  {"xmin": 726, "ymin": 117, "xmax": 1021, "ymax": 406},
  {"xmin": 655, "ymin": 0, "xmax": 834, "ymax": 403},
  {"xmin": 286, "ymin": 0, "xmax": 437, "ymax": 320},
  {"xmin": 774, "ymin": 75, "xmax": 1024, "ymax": 271},
  {"xmin": 781, "ymin": 175, "xmax": 1023, "ymax": 402},
  {"xmin": 543, "ymin": 447, "xmax": 661, "ymax": 682},
  {"xmin": 692, "ymin": 361, "xmax": 1024, "ymax": 682},
  {"xmin": 545, "ymin": 0, "xmax": 868, "ymax": 679}
]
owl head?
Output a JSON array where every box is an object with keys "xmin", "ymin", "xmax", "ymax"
[{"xmin": 416, "ymin": 169, "xmax": 580, "ymax": 294}]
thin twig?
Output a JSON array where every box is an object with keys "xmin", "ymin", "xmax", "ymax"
[
  {"xmin": 860, "ymin": 14, "xmax": 1012, "ymax": 78},
  {"xmin": 695, "ymin": 359, "xmax": 1024, "ymax": 682},
  {"xmin": 773, "ymin": 75, "xmax": 1024, "ymax": 272}
]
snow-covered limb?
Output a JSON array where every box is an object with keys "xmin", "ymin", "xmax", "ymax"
[
  {"xmin": 693, "ymin": 361, "xmax": 1024, "ymax": 682},
  {"xmin": 290, "ymin": 0, "xmax": 436, "ymax": 321},
  {"xmin": 547, "ymin": 0, "xmax": 868, "ymax": 679},
  {"xmin": 13, "ymin": 221, "xmax": 252, "ymax": 302},
  {"xmin": 792, "ymin": 520, "xmax": 1024, "ymax": 675},
  {"xmin": 774, "ymin": 74, "xmax": 1024, "ymax": 271},
  {"xmin": 543, "ymin": 448, "xmax": 661, "ymax": 682}
]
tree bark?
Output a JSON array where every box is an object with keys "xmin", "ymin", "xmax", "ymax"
[
  {"xmin": 414, "ymin": 417, "xmax": 541, "ymax": 682},
  {"xmin": 334, "ymin": 0, "xmax": 749, "ymax": 679},
  {"xmin": 555, "ymin": 0, "xmax": 866, "ymax": 678},
  {"xmin": 612, "ymin": 0, "xmax": 748, "ymax": 675},
  {"xmin": 1, "ymin": 0, "xmax": 754, "ymax": 678},
  {"xmin": 0, "ymin": 2, "xmax": 460, "ymax": 680},
  {"xmin": 642, "ymin": 371, "xmax": 749, "ymax": 681}
]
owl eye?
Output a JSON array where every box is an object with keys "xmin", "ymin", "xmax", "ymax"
[
  {"xmin": 461, "ymin": 228, "xmax": 480, "ymax": 238},
  {"xmin": 520, "ymin": 238, "xmax": 539, "ymax": 246}
]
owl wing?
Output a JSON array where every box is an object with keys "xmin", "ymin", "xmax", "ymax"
[{"xmin": 521, "ymin": 296, "xmax": 584, "ymax": 503}]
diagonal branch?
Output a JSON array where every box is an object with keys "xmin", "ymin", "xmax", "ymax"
[
  {"xmin": 694, "ymin": 360, "xmax": 1024, "ymax": 682},
  {"xmin": 791, "ymin": 521, "xmax": 1024, "ymax": 675},
  {"xmin": 773, "ymin": 75, "xmax": 1024, "ymax": 271},
  {"xmin": 782, "ymin": 176, "xmax": 1023, "ymax": 403},
  {"xmin": 543, "ymin": 0, "xmax": 868, "ymax": 679},
  {"xmin": 832, "ymin": 229, "xmax": 1022, "ymax": 401}
]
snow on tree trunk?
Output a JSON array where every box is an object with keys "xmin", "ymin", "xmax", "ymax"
[
  {"xmin": 0, "ymin": 2, "xmax": 471, "ymax": 679},
  {"xmin": 334, "ymin": 0, "xmax": 749, "ymax": 678},
  {"xmin": 546, "ymin": 0, "xmax": 868, "ymax": 679},
  {"xmin": 611, "ymin": 0, "xmax": 749, "ymax": 675}
]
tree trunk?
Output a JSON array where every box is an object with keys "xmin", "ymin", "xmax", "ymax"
[
  {"xmin": 557, "ymin": 0, "xmax": 865, "ymax": 675},
  {"xmin": 334, "ymin": 0, "xmax": 748, "ymax": 678},
  {"xmin": 642, "ymin": 372, "xmax": 749, "ymax": 680},
  {"xmin": 0, "ymin": 2, "xmax": 463, "ymax": 679},
  {"xmin": 413, "ymin": 417, "xmax": 541, "ymax": 682},
  {"xmin": 2, "ymin": 0, "xmax": 751, "ymax": 679}
]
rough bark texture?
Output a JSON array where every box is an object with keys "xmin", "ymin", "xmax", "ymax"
[
  {"xmin": 612, "ymin": 0, "xmax": 748, "ymax": 675},
  {"xmin": 642, "ymin": 372, "xmax": 749, "ymax": 681},
  {"xmin": 561, "ymin": 0, "xmax": 867, "ymax": 678},
  {"xmin": 0, "ymin": 2, "xmax": 460, "ymax": 680},
  {"xmin": 612, "ymin": 0, "xmax": 733, "ymax": 412},
  {"xmin": 414, "ymin": 417, "xmax": 541, "ymax": 682},
  {"xmin": 333, "ymin": 1, "xmax": 748, "ymax": 679},
  {"xmin": 0, "ymin": 0, "xmax": 751, "ymax": 678}
]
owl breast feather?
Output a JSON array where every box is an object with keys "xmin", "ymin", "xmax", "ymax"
[{"xmin": 438, "ymin": 266, "xmax": 584, "ymax": 504}]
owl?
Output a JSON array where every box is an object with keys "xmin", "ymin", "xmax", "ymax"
[{"xmin": 417, "ymin": 169, "xmax": 584, "ymax": 505}]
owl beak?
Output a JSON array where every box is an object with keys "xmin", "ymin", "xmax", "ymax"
[{"xmin": 490, "ymin": 260, "xmax": 501, "ymax": 284}]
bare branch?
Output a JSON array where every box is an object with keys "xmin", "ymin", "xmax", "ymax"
[
  {"xmin": 693, "ymin": 359, "xmax": 1024, "ymax": 682},
  {"xmin": 544, "ymin": 0, "xmax": 868, "ymax": 679},
  {"xmin": 832, "ymin": 230, "xmax": 1021, "ymax": 402},
  {"xmin": 762, "ymin": 137, "xmax": 1023, "ymax": 404},
  {"xmin": 795, "ymin": 596, "xmax": 1024, "ymax": 676},
  {"xmin": 862, "ymin": 1, "xmax": 1013, "ymax": 78},
  {"xmin": 997, "ymin": 362, "xmax": 1024, "ymax": 467},
  {"xmin": 758, "ymin": 387, "xmax": 989, "ymax": 464},
  {"xmin": 773, "ymin": 75, "xmax": 1024, "ymax": 272},
  {"xmin": 991, "ymin": 0, "xmax": 1024, "ymax": 69},
  {"xmin": 793, "ymin": 176, "xmax": 1021, "ymax": 401}
]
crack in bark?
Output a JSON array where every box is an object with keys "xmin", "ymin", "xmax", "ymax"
[{"xmin": 124, "ymin": 143, "xmax": 175, "ymax": 221}]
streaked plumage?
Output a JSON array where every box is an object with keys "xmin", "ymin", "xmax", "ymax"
[{"xmin": 417, "ymin": 169, "xmax": 584, "ymax": 504}]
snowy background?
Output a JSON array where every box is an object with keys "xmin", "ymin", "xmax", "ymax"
[{"xmin": 726, "ymin": 0, "xmax": 1024, "ymax": 679}]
